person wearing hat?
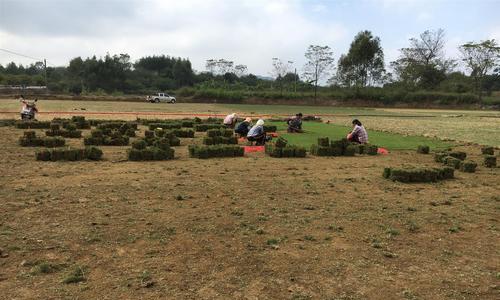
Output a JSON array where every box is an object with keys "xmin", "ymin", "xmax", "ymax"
[
  {"xmin": 287, "ymin": 112, "xmax": 303, "ymax": 133},
  {"xmin": 235, "ymin": 117, "xmax": 252, "ymax": 137},
  {"xmin": 347, "ymin": 119, "xmax": 368, "ymax": 144},
  {"xmin": 223, "ymin": 113, "xmax": 238, "ymax": 128},
  {"xmin": 247, "ymin": 119, "xmax": 268, "ymax": 145}
]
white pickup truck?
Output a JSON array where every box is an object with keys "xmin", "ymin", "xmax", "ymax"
[{"xmin": 146, "ymin": 93, "xmax": 176, "ymax": 103}]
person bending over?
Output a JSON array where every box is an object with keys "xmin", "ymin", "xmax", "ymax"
[
  {"xmin": 347, "ymin": 119, "xmax": 368, "ymax": 144},
  {"xmin": 247, "ymin": 119, "xmax": 268, "ymax": 145},
  {"xmin": 287, "ymin": 113, "xmax": 303, "ymax": 133},
  {"xmin": 223, "ymin": 113, "xmax": 238, "ymax": 128},
  {"xmin": 235, "ymin": 117, "xmax": 252, "ymax": 137}
]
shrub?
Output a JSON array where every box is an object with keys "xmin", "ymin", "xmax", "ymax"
[
  {"xmin": 484, "ymin": 155, "xmax": 497, "ymax": 168},
  {"xmin": 35, "ymin": 146, "xmax": 103, "ymax": 161},
  {"xmin": 460, "ymin": 160, "xmax": 477, "ymax": 173},
  {"xmin": 188, "ymin": 145, "xmax": 244, "ymax": 159},
  {"xmin": 481, "ymin": 146, "xmax": 495, "ymax": 155},
  {"xmin": 417, "ymin": 145, "xmax": 430, "ymax": 154},
  {"xmin": 383, "ymin": 166, "xmax": 454, "ymax": 183}
]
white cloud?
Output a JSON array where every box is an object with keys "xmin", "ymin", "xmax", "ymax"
[{"xmin": 0, "ymin": 0, "xmax": 347, "ymax": 76}]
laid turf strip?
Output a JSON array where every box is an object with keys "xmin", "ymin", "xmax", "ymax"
[{"xmin": 267, "ymin": 121, "xmax": 453, "ymax": 151}]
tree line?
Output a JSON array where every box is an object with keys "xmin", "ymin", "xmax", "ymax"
[{"xmin": 1, "ymin": 29, "xmax": 499, "ymax": 103}]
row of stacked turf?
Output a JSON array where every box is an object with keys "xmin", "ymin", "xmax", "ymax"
[
  {"xmin": 383, "ymin": 166, "xmax": 454, "ymax": 183},
  {"xmin": 126, "ymin": 129, "xmax": 180, "ymax": 160},
  {"xmin": 435, "ymin": 149, "xmax": 496, "ymax": 170},
  {"xmin": 265, "ymin": 137, "xmax": 307, "ymax": 158},
  {"xmin": 203, "ymin": 128, "xmax": 238, "ymax": 145},
  {"xmin": 36, "ymin": 146, "xmax": 103, "ymax": 161},
  {"xmin": 19, "ymin": 131, "xmax": 66, "ymax": 147},
  {"xmin": 83, "ymin": 122, "xmax": 138, "ymax": 146},
  {"xmin": 310, "ymin": 137, "xmax": 378, "ymax": 156}
]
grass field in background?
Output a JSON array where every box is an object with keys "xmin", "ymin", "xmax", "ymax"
[{"xmin": 269, "ymin": 121, "xmax": 454, "ymax": 150}]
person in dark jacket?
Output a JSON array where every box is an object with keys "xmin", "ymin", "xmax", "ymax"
[
  {"xmin": 287, "ymin": 113, "xmax": 303, "ymax": 133},
  {"xmin": 235, "ymin": 117, "xmax": 252, "ymax": 137}
]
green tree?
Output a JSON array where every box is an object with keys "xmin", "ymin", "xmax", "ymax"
[
  {"xmin": 459, "ymin": 39, "xmax": 500, "ymax": 100},
  {"xmin": 335, "ymin": 31, "xmax": 385, "ymax": 87},
  {"xmin": 391, "ymin": 29, "xmax": 454, "ymax": 90}
]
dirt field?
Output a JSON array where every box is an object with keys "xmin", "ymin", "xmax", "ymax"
[{"xmin": 0, "ymin": 121, "xmax": 499, "ymax": 299}]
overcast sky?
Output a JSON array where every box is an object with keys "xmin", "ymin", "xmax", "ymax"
[{"xmin": 1, "ymin": 0, "xmax": 499, "ymax": 76}]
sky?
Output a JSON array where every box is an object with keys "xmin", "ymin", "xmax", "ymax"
[{"xmin": 0, "ymin": 0, "xmax": 499, "ymax": 76}]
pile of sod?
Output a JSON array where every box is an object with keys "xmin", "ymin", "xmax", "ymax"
[
  {"xmin": 434, "ymin": 150, "xmax": 480, "ymax": 172},
  {"xmin": 45, "ymin": 123, "xmax": 82, "ymax": 138},
  {"xmin": 194, "ymin": 124, "xmax": 226, "ymax": 132},
  {"xmin": 16, "ymin": 120, "xmax": 51, "ymax": 129},
  {"xmin": 417, "ymin": 145, "xmax": 430, "ymax": 154},
  {"xmin": 147, "ymin": 129, "xmax": 181, "ymax": 146},
  {"xmin": 203, "ymin": 128, "xmax": 237, "ymax": 145},
  {"xmin": 171, "ymin": 129, "xmax": 195, "ymax": 138},
  {"xmin": 127, "ymin": 138, "xmax": 175, "ymax": 161},
  {"xmin": 188, "ymin": 144, "xmax": 244, "ymax": 159},
  {"xmin": 35, "ymin": 146, "xmax": 103, "ymax": 161},
  {"xmin": 265, "ymin": 137, "xmax": 306, "ymax": 158},
  {"xmin": 51, "ymin": 116, "xmax": 91, "ymax": 129},
  {"xmin": 19, "ymin": 131, "xmax": 65, "ymax": 147},
  {"xmin": 310, "ymin": 137, "xmax": 378, "ymax": 157},
  {"xmin": 383, "ymin": 166, "xmax": 454, "ymax": 183},
  {"xmin": 83, "ymin": 129, "xmax": 130, "ymax": 146}
]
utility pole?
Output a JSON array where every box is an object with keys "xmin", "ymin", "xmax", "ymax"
[{"xmin": 44, "ymin": 59, "xmax": 48, "ymax": 90}]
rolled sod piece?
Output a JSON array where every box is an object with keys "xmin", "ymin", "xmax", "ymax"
[
  {"xmin": 35, "ymin": 149, "xmax": 51, "ymax": 161},
  {"xmin": 484, "ymin": 155, "xmax": 497, "ymax": 168},
  {"xmin": 132, "ymin": 140, "xmax": 147, "ymax": 150},
  {"xmin": 145, "ymin": 130, "xmax": 155, "ymax": 138},
  {"xmin": 460, "ymin": 160, "xmax": 477, "ymax": 173},
  {"xmin": 343, "ymin": 145, "xmax": 356, "ymax": 156},
  {"xmin": 317, "ymin": 137, "xmax": 329, "ymax": 147},
  {"xmin": 434, "ymin": 152, "xmax": 447, "ymax": 163},
  {"xmin": 355, "ymin": 144, "xmax": 365, "ymax": 154},
  {"xmin": 24, "ymin": 131, "xmax": 37, "ymax": 139},
  {"xmin": 443, "ymin": 156, "xmax": 461, "ymax": 169},
  {"xmin": 293, "ymin": 147, "xmax": 307, "ymax": 158},
  {"xmin": 365, "ymin": 144, "xmax": 378, "ymax": 155},
  {"xmin": 447, "ymin": 151, "xmax": 467, "ymax": 161},
  {"xmin": 275, "ymin": 137, "xmax": 288, "ymax": 148},
  {"xmin": 417, "ymin": 145, "xmax": 430, "ymax": 154},
  {"xmin": 481, "ymin": 146, "xmax": 494, "ymax": 155},
  {"xmin": 84, "ymin": 146, "xmax": 103, "ymax": 160}
]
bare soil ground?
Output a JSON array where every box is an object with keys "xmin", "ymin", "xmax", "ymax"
[{"xmin": 0, "ymin": 123, "xmax": 498, "ymax": 300}]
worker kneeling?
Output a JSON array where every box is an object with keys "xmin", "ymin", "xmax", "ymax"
[
  {"xmin": 347, "ymin": 119, "xmax": 368, "ymax": 144},
  {"xmin": 287, "ymin": 113, "xmax": 303, "ymax": 133},
  {"xmin": 247, "ymin": 119, "xmax": 271, "ymax": 145},
  {"xmin": 235, "ymin": 117, "xmax": 252, "ymax": 137}
]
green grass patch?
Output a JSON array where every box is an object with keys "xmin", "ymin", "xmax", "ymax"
[{"xmin": 268, "ymin": 121, "xmax": 453, "ymax": 150}]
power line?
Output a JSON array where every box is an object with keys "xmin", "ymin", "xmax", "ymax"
[{"xmin": 0, "ymin": 48, "xmax": 56, "ymax": 66}]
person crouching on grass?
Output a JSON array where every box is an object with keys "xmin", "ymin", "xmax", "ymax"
[
  {"xmin": 235, "ymin": 117, "xmax": 252, "ymax": 137},
  {"xmin": 287, "ymin": 113, "xmax": 303, "ymax": 133},
  {"xmin": 223, "ymin": 113, "xmax": 238, "ymax": 129},
  {"xmin": 247, "ymin": 119, "xmax": 269, "ymax": 145},
  {"xmin": 347, "ymin": 119, "xmax": 368, "ymax": 144}
]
